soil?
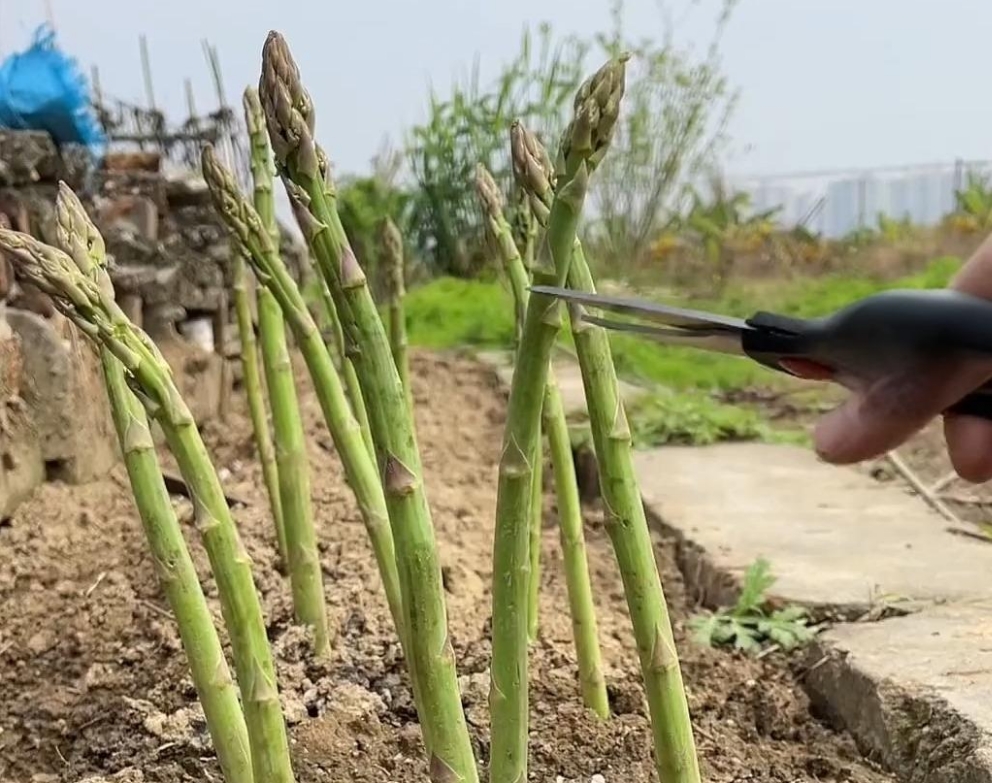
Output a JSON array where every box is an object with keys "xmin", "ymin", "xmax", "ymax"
[{"xmin": 1, "ymin": 348, "xmax": 895, "ymax": 783}]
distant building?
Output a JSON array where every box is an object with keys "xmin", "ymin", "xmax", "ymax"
[{"xmin": 731, "ymin": 159, "xmax": 992, "ymax": 238}]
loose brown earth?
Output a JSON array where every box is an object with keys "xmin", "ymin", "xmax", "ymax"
[{"xmin": 1, "ymin": 348, "xmax": 895, "ymax": 782}]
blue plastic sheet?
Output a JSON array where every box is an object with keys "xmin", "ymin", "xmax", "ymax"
[{"xmin": 0, "ymin": 24, "xmax": 106, "ymax": 152}]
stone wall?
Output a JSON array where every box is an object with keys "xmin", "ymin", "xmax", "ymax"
[{"xmin": 0, "ymin": 129, "xmax": 306, "ymax": 517}]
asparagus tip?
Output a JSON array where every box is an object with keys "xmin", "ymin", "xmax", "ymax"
[
  {"xmin": 259, "ymin": 30, "xmax": 316, "ymax": 172},
  {"xmin": 473, "ymin": 163, "xmax": 504, "ymax": 216},
  {"xmin": 55, "ymin": 181, "xmax": 105, "ymax": 276},
  {"xmin": 510, "ymin": 121, "xmax": 553, "ymax": 223},
  {"xmin": 562, "ymin": 54, "xmax": 629, "ymax": 170}
]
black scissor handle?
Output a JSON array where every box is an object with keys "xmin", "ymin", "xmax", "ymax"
[{"xmin": 743, "ymin": 289, "xmax": 992, "ymax": 422}]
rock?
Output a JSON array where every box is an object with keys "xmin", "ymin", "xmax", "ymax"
[
  {"xmin": 103, "ymin": 151, "xmax": 161, "ymax": 173},
  {"xmin": 283, "ymin": 696, "xmax": 308, "ymax": 726},
  {"xmin": 0, "ymin": 324, "xmax": 45, "ymax": 517},
  {"xmin": 6, "ymin": 309, "xmax": 117, "ymax": 483},
  {"xmin": 98, "ymin": 195, "xmax": 159, "ymax": 241},
  {"xmin": 74, "ymin": 767, "xmax": 144, "ymax": 783},
  {"xmin": 0, "ymin": 130, "xmax": 62, "ymax": 185}
]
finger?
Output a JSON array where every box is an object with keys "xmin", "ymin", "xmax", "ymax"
[
  {"xmin": 815, "ymin": 358, "xmax": 992, "ymax": 464},
  {"xmin": 951, "ymin": 232, "xmax": 992, "ymax": 297},
  {"xmin": 945, "ymin": 413, "xmax": 992, "ymax": 483}
]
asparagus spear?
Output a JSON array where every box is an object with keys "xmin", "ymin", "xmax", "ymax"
[
  {"xmin": 482, "ymin": 56, "xmax": 629, "ymax": 783},
  {"xmin": 232, "ymin": 244, "xmax": 285, "ymax": 557},
  {"xmin": 259, "ymin": 32, "xmax": 476, "ymax": 782},
  {"xmin": 527, "ymin": 439, "xmax": 543, "ymax": 642},
  {"xmin": 200, "ymin": 145, "xmax": 408, "ymax": 662},
  {"xmin": 244, "ymin": 87, "xmax": 330, "ymax": 656},
  {"xmin": 380, "ymin": 217, "xmax": 413, "ymax": 417},
  {"xmin": 52, "ymin": 186, "xmax": 253, "ymax": 783},
  {"xmin": 514, "ymin": 126, "xmax": 701, "ymax": 783},
  {"xmin": 1, "ymin": 219, "xmax": 296, "ymax": 783},
  {"xmin": 248, "ymin": 85, "xmax": 373, "ymax": 462},
  {"xmin": 474, "ymin": 165, "xmax": 609, "ymax": 718}
]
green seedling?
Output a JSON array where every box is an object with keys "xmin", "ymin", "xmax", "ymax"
[{"xmin": 691, "ymin": 557, "xmax": 815, "ymax": 654}]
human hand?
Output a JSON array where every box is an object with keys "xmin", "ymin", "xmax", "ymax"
[{"xmin": 814, "ymin": 233, "xmax": 992, "ymax": 482}]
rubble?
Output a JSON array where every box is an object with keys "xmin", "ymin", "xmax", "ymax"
[{"xmin": 0, "ymin": 127, "xmax": 307, "ymax": 515}]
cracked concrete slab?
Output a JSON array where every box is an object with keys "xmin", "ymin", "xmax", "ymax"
[
  {"xmin": 634, "ymin": 442, "xmax": 992, "ymax": 615},
  {"xmin": 632, "ymin": 440, "xmax": 992, "ymax": 781},
  {"xmin": 804, "ymin": 603, "xmax": 992, "ymax": 782}
]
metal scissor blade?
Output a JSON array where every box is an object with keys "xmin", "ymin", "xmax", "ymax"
[
  {"xmin": 530, "ymin": 285, "xmax": 750, "ymax": 331},
  {"xmin": 582, "ymin": 314, "xmax": 747, "ymax": 356}
]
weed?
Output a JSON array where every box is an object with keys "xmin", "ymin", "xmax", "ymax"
[
  {"xmin": 690, "ymin": 558, "xmax": 815, "ymax": 654},
  {"xmin": 625, "ymin": 389, "xmax": 805, "ymax": 447}
]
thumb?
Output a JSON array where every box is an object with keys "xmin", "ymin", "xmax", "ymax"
[{"xmin": 814, "ymin": 358, "xmax": 992, "ymax": 464}]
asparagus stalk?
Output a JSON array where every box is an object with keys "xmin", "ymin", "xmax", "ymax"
[
  {"xmin": 2, "ymin": 215, "xmax": 296, "ymax": 783},
  {"xmin": 232, "ymin": 250, "xmax": 285, "ymax": 558},
  {"xmin": 527, "ymin": 439, "xmax": 543, "ymax": 642},
  {"xmin": 474, "ymin": 165, "xmax": 609, "ymax": 718},
  {"xmin": 244, "ymin": 87, "xmax": 330, "ymax": 657},
  {"xmin": 478, "ymin": 171, "xmax": 546, "ymax": 644},
  {"xmin": 200, "ymin": 145, "xmax": 408, "ymax": 662},
  {"xmin": 52, "ymin": 186, "xmax": 253, "ymax": 783},
  {"xmin": 259, "ymin": 33, "xmax": 476, "ymax": 782},
  {"xmin": 480, "ymin": 57, "xmax": 628, "ymax": 783},
  {"xmin": 318, "ymin": 269, "xmax": 376, "ymax": 460},
  {"xmin": 380, "ymin": 217, "xmax": 413, "ymax": 416},
  {"xmin": 515, "ymin": 126, "xmax": 701, "ymax": 783}
]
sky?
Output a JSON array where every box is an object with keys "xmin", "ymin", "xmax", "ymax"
[{"xmin": 0, "ymin": 0, "xmax": 990, "ymax": 182}]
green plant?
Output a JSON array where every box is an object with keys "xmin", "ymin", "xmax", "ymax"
[
  {"xmin": 590, "ymin": 0, "xmax": 740, "ymax": 266},
  {"xmin": 953, "ymin": 170, "xmax": 992, "ymax": 229},
  {"xmin": 690, "ymin": 558, "xmax": 815, "ymax": 653},
  {"xmin": 675, "ymin": 175, "xmax": 780, "ymax": 290},
  {"xmin": 244, "ymin": 86, "xmax": 329, "ymax": 657},
  {"xmin": 51, "ymin": 186, "xmax": 253, "ymax": 783},
  {"xmin": 1, "ymin": 216, "xmax": 296, "ymax": 782},
  {"xmin": 626, "ymin": 389, "xmax": 773, "ymax": 446},
  {"xmin": 474, "ymin": 163, "xmax": 609, "ymax": 717},
  {"xmin": 406, "ymin": 22, "xmax": 588, "ymax": 277},
  {"xmin": 337, "ymin": 157, "xmax": 412, "ymax": 301},
  {"xmin": 202, "ymin": 146, "xmax": 408, "ymax": 678},
  {"xmin": 514, "ymin": 105, "xmax": 702, "ymax": 782},
  {"xmin": 261, "ymin": 33, "xmax": 478, "ymax": 781}
]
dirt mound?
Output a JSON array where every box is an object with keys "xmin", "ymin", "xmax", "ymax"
[{"xmin": 0, "ymin": 350, "xmax": 892, "ymax": 782}]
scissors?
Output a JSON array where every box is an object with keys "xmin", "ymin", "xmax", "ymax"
[{"xmin": 529, "ymin": 285, "xmax": 992, "ymax": 421}]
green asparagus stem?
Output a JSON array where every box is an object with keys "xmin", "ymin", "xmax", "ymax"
[
  {"xmin": 311, "ymin": 267, "xmax": 375, "ymax": 461},
  {"xmin": 3, "ymin": 209, "xmax": 296, "ymax": 783},
  {"xmin": 259, "ymin": 32, "xmax": 476, "ymax": 782},
  {"xmin": 480, "ymin": 56, "xmax": 628, "ymax": 783},
  {"xmin": 52, "ymin": 186, "xmax": 254, "ymax": 783},
  {"xmin": 248, "ymin": 88, "xmax": 374, "ymax": 462},
  {"xmin": 477, "ymin": 168, "xmax": 545, "ymax": 642},
  {"xmin": 474, "ymin": 164, "xmax": 609, "ymax": 717},
  {"xmin": 515, "ymin": 126, "xmax": 701, "ymax": 783},
  {"xmin": 380, "ymin": 217, "xmax": 413, "ymax": 417},
  {"xmin": 200, "ymin": 145, "xmax": 408, "ymax": 663},
  {"xmin": 527, "ymin": 439, "xmax": 543, "ymax": 642},
  {"xmin": 244, "ymin": 87, "xmax": 330, "ymax": 657},
  {"xmin": 232, "ymin": 251, "xmax": 285, "ymax": 559}
]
